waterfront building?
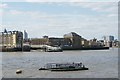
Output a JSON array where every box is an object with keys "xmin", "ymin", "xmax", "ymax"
[
  {"xmin": 103, "ymin": 41, "xmax": 110, "ymax": 47},
  {"xmin": 30, "ymin": 37, "xmax": 72, "ymax": 48},
  {"xmin": 31, "ymin": 37, "xmax": 64, "ymax": 46},
  {"xmin": 23, "ymin": 30, "xmax": 30, "ymax": 47},
  {"xmin": 113, "ymin": 39, "xmax": 119, "ymax": 47},
  {"xmin": 81, "ymin": 38, "xmax": 89, "ymax": 47},
  {"xmin": 64, "ymin": 32, "xmax": 82, "ymax": 48},
  {"xmin": 0, "ymin": 32, "xmax": 2, "ymax": 50},
  {"xmin": 43, "ymin": 35, "xmax": 48, "ymax": 39},
  {"xmin": 89, "ymin": 38, "xmax": 97, "ymax": 47},
  {"xmin": 30, "ymin": 38, "xmax": 49, "ymax": 45},
  {"xmin": 31, "ymin": 32, "xmax": 109, "ymax": 49},
  {"xmin": 48, "ymin": 37, "xmax": 64, "ymax": 47},
  {"xmin": 104, "ymin": 36, "xmax": 114, "ymax": 42},
  {"xmin": 31, "ymin": 32, "xmax": 82, "ymax": 49},
  {"xmin": 98, "ymin": 40, "xmax": 105, "ymax": 46},
  {"xmin": 24, "ymin": 30, "xmax": 28, "ymax": 41},
  {"xmin": 103, "ymin": 35, "xmax": 115, "ymax": 47},
  {"xmin": 0, "ymin": 29, "xmax": 23, "ymax": 48},
  {"xmin": 63, "ymin": 38, "xmax": 72, "ymax": 47}
]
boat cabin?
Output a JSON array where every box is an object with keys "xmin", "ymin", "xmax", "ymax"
[{"xmin": 46, "ymin": 62, "xmax": 83, "ymax": 69}]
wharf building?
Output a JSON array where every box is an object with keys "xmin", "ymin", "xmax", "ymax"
[
  {"xmin": 30, "ymin": 32, "xmax": 82, "ymax": 49},
  {"xmin": 0, "ymin": 29, "xmax": 23, "ymax": 51},
  {"xmin": 47, "ymin": 37, "xmax": 72, "ymax": 48},
  {"xmin": 30, "ymin": 37, "xmax": 64, "ymax": 47},
  {"xmin": 48, "ymin": 37, "xmax": 64, "ymax": 47},
  {"xmin": 30, "ymin": 32, "xmax": 109, "ymax": 50},
  {"xmin": 63, "ymin": 32, "xmax": 82, "ymax": 49},
  {"xmin": 30, "ymin": 38, "xmax": 49, "ymax": 45},
  {"xmin": 88, "ymin": 38, "xmax": 104, "ymax": 47},
  {"xmin": 81, "ymin": 38, "xmax": 89, "ymax": 47}
]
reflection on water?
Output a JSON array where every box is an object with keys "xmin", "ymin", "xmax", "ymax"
[{"xmin": 1, "ymin": 48, "xmax": 118, "ymax": 78}]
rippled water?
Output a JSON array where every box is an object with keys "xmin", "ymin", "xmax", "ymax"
[{"xmin": 1, "ymin": 48, "xmax": 118, "ymax": 78}]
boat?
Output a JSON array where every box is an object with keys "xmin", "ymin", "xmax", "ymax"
[
  {"xmin": 45, "ymin": 46, "xmax": 63, "ymax": 52},
  {"xmin": 39, "ymin": 62, "xmax": 88, "ymax": 71}
]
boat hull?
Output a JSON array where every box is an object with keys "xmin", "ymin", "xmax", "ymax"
[
  {"xmin": 49, "ymin": 67, "xmax": 88, "ymax": 71},
  {"xmin": 46, "ymin": 50, "xmax": 63, "ymax": 52}
]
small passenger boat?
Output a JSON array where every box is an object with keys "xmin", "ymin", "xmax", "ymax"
[
  {"xmin": 39, "ymin": 62, "xmax": 88, "ymax": 71},
  {"xmin": 45, "ymin": 46, "xmax": 63, "ymax": 52}
]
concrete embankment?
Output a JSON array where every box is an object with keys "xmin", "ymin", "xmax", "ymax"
[
  {"xmin": 63, "ymin": 47, "xmax": 109, "ymax": 50},
  {"xmin": 1, "ymin": 46, "xmax": 109, "ymax": 52},
  {"xmin": 1, "ymin": 46, "xmax": 30, "ymax": 52}
]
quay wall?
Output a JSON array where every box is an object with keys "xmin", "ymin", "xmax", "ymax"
[
  {"xmin": 62, "ymin": 47, "xmax": 109, "ymax": 50},
  {"xmin": 1, "ymin": 46, "xmax": 109, "ymax": 52},
  {"xmin": 1, "ymin": 46, "xmax": 30, "ymax": 52}
]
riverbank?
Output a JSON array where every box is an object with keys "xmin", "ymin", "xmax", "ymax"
[
  {"xmin": 1, "ymin": 46, "xmax": 110, "ymax": 52},
  {"xmin": 0, "ymin": 46, "xmax": 31, "ymax": 52}
]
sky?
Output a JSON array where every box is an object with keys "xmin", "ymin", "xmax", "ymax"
[{"xmin": 0, "ymin": 0, "xmax": 118, "ymax": 40}]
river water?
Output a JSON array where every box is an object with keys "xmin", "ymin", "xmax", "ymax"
[{"xmin": 1, "ymin": 48, "xmax": 118, "ymax": 78}]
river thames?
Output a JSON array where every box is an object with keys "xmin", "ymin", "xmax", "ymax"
[{"xmin": 1, "ymin": 48, "xmax": 118, "ymax": 78}]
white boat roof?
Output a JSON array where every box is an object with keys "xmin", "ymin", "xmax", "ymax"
[{"xmin": 46, "ymin": 62, "xmax": 82, "ymax": 65}]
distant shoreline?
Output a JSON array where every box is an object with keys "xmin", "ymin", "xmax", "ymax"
[{"xmin": 0, "ymin": 47, "xmax": 110, "ymax": 52}]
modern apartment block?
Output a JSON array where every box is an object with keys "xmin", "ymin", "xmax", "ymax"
[
  {"xmin": 24, "ymin": 30, "xmax": 28, "ymax": 41},
  {"xmin": 103, "ymin": 35, "xmax": 115, "ymax": 47}
]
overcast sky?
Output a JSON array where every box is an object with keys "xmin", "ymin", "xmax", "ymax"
[{"xmin": 0, "ymin": 0, "xmax": 118, "ymax": 40}]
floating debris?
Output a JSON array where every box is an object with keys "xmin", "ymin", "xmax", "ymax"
[{"xmin": 16, "ymin": 69, "xmax": 22, "ymax": 74}]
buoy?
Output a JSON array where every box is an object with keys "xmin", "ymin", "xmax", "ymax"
[{"xmin": 16, "ymin": 70, "xmax": 22, "ymax": 74}]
